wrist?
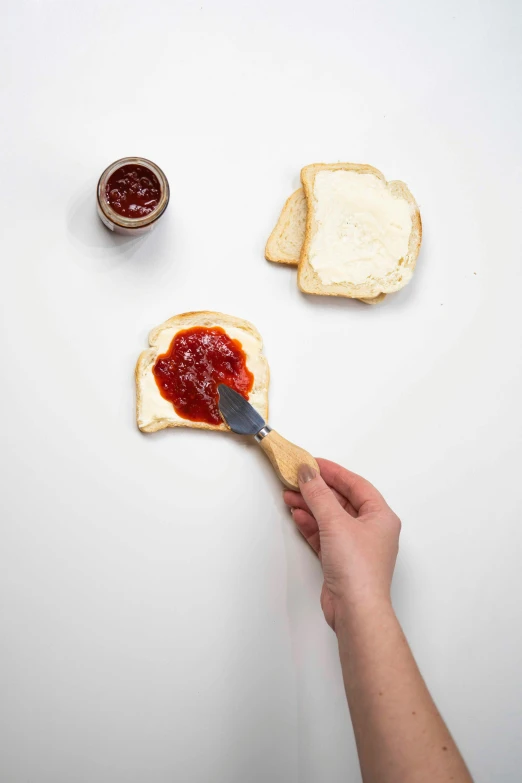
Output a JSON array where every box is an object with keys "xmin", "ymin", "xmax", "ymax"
[{"xmin": 333, "ymin": 593, "xmax": 395, "ymax": 637}]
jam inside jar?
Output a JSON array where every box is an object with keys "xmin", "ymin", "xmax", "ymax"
[
  {"xmin": 106, "ymin": 165, "xmax": 161, "ymax": 218},
  {"xmin": 153, "ymin": 326, "xmax": 254, "ymax": 425},
  {"xmin": 97, "ymin": 157, "xmax": 169, "ymax": 235}
]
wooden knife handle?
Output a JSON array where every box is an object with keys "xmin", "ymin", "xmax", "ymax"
[{"xmin": 258, "ymin": 430, "xmax": 319, "ymax": 490}]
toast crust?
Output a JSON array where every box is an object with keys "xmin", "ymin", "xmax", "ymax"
[
  {"xmin": 136, "ymin": 311, "xmax": 270, "ymax": 433},
  {"xmin": 298, "ymin": 163, "xmax": 422, "ymax": 299}
]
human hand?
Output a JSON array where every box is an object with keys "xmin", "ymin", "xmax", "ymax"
[{"xmin": 283, "ymin": 459, "xmax": 401, "ymax": 631}]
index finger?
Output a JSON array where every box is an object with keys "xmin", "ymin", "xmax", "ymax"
[{"xmin": 316, "ymin": 458, "xmax": 387, "ymax": 514}]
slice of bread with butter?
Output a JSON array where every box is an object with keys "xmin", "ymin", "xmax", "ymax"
[
  {"xmin": 298, "ymin": 163, "xmax": 422, "ymax": 300},
  {"xmin": 136, "ymin": 311, "xmax": 269, "ymax": 434},
  {"xmin": 265, "ymin": 185, "xmax": 386, "ymax": 304}
]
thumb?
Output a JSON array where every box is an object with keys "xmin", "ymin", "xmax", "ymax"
[{"xmin": 298, "ymin": 464, "xmax": 343, "ymax": 529}]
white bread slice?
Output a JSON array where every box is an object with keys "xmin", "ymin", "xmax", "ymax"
[
  {"xmin": 298, "ymin": 163, "xmax": 422, "ymax": 299},
  {"xmin": 265, "ymin": 187, "xmax": 386, "ymax": 305},
  {"xmin": 265, "ymin": 189, "xmax": 307, "ymax": 265},
  {"xmin": 136, "ymin": 311, "xmax": 269, "ymax": 433}
]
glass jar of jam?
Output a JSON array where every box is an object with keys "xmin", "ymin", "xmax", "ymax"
[{"xmin": 97, "ymin": 157, "xmax": 170, "ymax": 235}]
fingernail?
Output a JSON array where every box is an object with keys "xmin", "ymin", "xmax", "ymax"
[{"xmin": 298, "ymin": 464, "xmax": 317, "ymax": 484}]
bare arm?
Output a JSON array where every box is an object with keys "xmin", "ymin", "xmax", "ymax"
[{"xmin": 284, "ymin": 459, "xmax": 472, "ymax": 783}]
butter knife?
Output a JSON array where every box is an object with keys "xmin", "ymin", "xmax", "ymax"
[{"xmin": 217, "ymin": 384, "xmax": 318, "ymax": 490}]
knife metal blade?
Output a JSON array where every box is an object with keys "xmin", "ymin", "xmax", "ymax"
[{"xmin": 217, "ymin": 384, "xmax": 266, "ymax": 436}]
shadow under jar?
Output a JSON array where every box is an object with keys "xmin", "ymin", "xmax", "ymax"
[{"xmin": 97, "ymin": 157, "xmax": 170, "ymax": 235}]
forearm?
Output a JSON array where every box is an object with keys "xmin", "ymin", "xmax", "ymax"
[{"xmin": 335, "ymin": 599, "xmax": 473, "ymax": 783}]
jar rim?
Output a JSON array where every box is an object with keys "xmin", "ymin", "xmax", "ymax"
[{"xmin": 97, "ymin": 157, "xmax": 170, "ymax": 229}]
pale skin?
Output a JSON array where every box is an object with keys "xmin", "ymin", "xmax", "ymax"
[{"xmin": 283, "ymin": 459, "xmax": 473, "ymax": 783}]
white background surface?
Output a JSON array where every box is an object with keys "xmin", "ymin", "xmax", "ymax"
[{"xmin": 1, "ymin": 1, "xmax": 521, "ymax": 781}]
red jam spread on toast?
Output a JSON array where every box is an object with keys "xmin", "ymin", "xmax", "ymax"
[
  {"xmin": 153, "ymin": 326, "xmax": 254, "ymax": 425},
  {"xmin": 106, "ymin": 164, "xmax": 161, "ymax": 218}
]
